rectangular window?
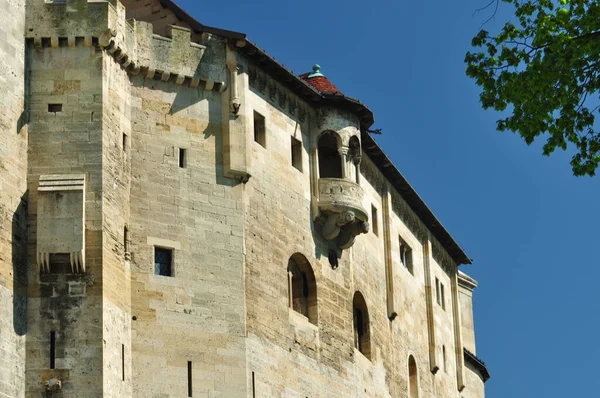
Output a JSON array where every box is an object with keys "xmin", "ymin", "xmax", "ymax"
[
  {"xmin": 253, "ymin": 111, "xmax": 266, "ymax": 147},
  {"xmin": 399, "ymin": 237, "xmax": 413, "ymax": 275},
  {"xmin": 187, "ymin": 361, "xmax": 193, "ymax": 397},
  {"xmin": 371, "ymin": 205, "xmax": 378, "ymax": 237},
  {"xmin": 435, "ymin": 277, "xmax": 441, "ymax": 306},
  {"xmin": 50, "ymin": 331, "xmax": 56, "ymax": 369},
  {"xmin": 49, "ymin": 253, "xmax": 71, "ymax": 274},
  {"xmin": 441, "ymin": 283, "xmax": 446, "ymax": 310},
  {"xmin": 252, "ymin": 371, "xmax": 256, "ymax": 398},
  {"xmin": 179, "ymin": 148, "xmax": 187, "ymax": 168},
  {"xmin": 122, "ymin": 133, "xmax": 128, "ymax": 152},
  {"xmin": 48, "ymin": 103, "xmax": 62, "ymax": 113},
  {"xmin": 291, "ymin": 137, "xmax": 302, "ymax": 171},
  {"xmin": 154, "ymin": 247, "xmax": 173, "ymax": 277}
]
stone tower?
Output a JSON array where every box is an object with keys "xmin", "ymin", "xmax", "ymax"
[{"xmin": 0, "ymin": 1, "xmax": 489, "ymax": 397}]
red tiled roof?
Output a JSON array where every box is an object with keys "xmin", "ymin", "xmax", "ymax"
[{"xmin": 299, "ymin": 72, "xmax": 342, "ymax": 95}]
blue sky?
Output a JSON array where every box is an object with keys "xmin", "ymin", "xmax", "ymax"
[{"xmin": 177, "ymin": 0, "xmax": 599, "ymax": 396}]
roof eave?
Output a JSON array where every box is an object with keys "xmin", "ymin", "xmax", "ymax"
[{"xmin": 361, "ymin": 132, "xmax": 472, "ymax": 266}]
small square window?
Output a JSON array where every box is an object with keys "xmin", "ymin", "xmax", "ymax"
[
  {"xmin": 253, "ymin": 111, "xmax": 266, "ymax": 147},
  {"xmin": 154, "ymin": 247, "xmax": 172, "ymax": 277},
  {"xmin": 48, "ymin": 103, "xmax": 62, "ymax": 113},
  {"xmin": 399, "ymin": 236, "xmax": 413, "ymax": 275},
  {"xmin": 291, "ymin": 137, "xmax": 302, "ymax": 171},
  {"xmin": 371, "ymin": 205, "xmax": 378, "ymax": 237},
  {"xmin": 179, "ymin": 148, "xmax": 187, "ymax": 168}
]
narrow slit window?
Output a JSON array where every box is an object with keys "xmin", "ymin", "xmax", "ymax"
[
  {"xmin": 50, "ymin": 331, "xmax": 56, "ymax": 369},
  {"xmin": 371, "ymin": 205, "xmax": 378, "ymax": 237},
  {"xmin": 48, "ymin": 103, "xmax": 62, "ymax": 113},
  {"xmin": 154, "ymin": 247, "xmax": 173, "ymax": 277},
  {"xmin": 252, "ymin": 371, "xmax": 256, "ymax": 398},
  {"xmin": 179, "ymin": 148, "xmax": 187, "ymax": 168},
  {"xmin": 122, "ymin": 133, "xmax": 128, "ymax": 152},
  {"xmin": 187, "ymin": 361, "xmax": 192, "ymax": 397},
  {"xmin": 121, "ymin": 344, "xmax": 125, "ymax": 381},
  {"xmin": 124, "ymin": 226, "xmax": 129, "ymax": 258},
  {"xmin": 435, "ymin": 278, "xmax": 441, "ymax": 306},
  {"xmin": 291, "ymin": 137, "xmax": 302, "ymax": 171},
  {"xmin": 442, "ymin": 345, "xmax": 447, "ymax": 373},
  {"xmin": 441, "ymin": 283, "xmax": 446, "ymax": 310},
  {"xmin": 253, "ymin": 111, "xmax": 266, "ymax": 147}
]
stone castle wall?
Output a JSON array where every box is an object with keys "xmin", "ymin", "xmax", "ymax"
[
  {"xmin": 0, "ymin": 0, "xmax": 27, "ymax": 397},
  {"xmin": 0, "ymin": 1, "xmax": 486, "ymax": 397}
]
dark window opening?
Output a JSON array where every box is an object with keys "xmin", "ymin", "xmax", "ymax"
[
  {"xmin": 187, "ymin": 361, "xmax": 192, "ymax": 397},
  {"xmin": 409, "ymin": 355, "xmax": 419, "ymax": 398},
  {"xmin": 318, "ymin": 132, "xmax": 342, "ymax": 178},
  {"xmin": 399, "ymin": 237, "xmax": 413, "ymax": 274},
  {"xmin": 441, "ymin": 283, "xmax": 446, "ymax": 310},
  {"xmin": 371, "ymin": 205, "xmax": 379, "ymax": 237},
  {"xmin": 288, "ymin": 254, "xmax": 317, "ymax": 324},
  {"xmin": 124, "ymin": 226, "xmax": 129, "ymax": 259},
  {"xmin": 122, "ymin": 344, "xmax": 125, "ymax": 381},
  {"xmin": 48, "ymin": 103, "xmax": 62, "ymax": 113},
  {"xmin": 442, "ymin": 345, "xmax": 447, "ymax": 373},
  {"xmin": 49, "ymin": 253, "xmax": 71, "ymax": 274},
  {"xmin": 253, "ymin": 111, "xmax": 266, "ymax": 147},
  {"xmin": 436, "ymin": 278, "xmax": 441, "ymax": 306},
  {"xmin": 122, "ymin": 133, "xmax": 128, "ymax": 152},
  {"xmin": 179, "ymin": 148, "xmax": 187, "ymax": 168},
  {"xmin": 352, "ymin": 292, "xmax": 371, "ymax": 359},
  {"xmin": 252, "ymin": 371, "xmax": 256, "ymax": 398},
  {"xmin": 154, "ymin": 247, "xmax": 172, "ymax": 277},
  {"xmin": 291, "ymin": 137, "xmax": 302, "ymax": 171},
  {"xmin": 50, "ymin": 331, "xmax": 56, "ymax": 369}
]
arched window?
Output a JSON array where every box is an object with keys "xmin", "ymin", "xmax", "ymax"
[
  {"xmin": 287, "ymin": 254, "xmax": 318, "ymax": 324},
  {"xmin": 409, "ymin": 355, "xmax": 419, "ymax": 398},
  {"xmin": 348, "ymin": 135, "xmax": 361, "ymax": 183},
  {"xmin": 318, "ymin": 132, "xmax": 342, "ymax": 178},
  {"xmin": 352, "ymin": 291, "xmax": 371, "ymax": 359}
]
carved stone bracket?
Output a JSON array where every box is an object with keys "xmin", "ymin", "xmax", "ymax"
[{"xmin": 317, "ymin": 178, "xmax": 369, "ymax": 260}]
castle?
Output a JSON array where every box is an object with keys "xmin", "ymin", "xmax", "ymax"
[{"xmin": 0, "ymin": 0, "xmax": 489, "ymax": 396}]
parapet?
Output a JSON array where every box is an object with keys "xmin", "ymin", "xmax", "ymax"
[{"xmin": 25, "ymin": 0, "xmax": 223, "ymax": 90}]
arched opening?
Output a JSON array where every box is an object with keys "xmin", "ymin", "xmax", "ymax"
[
  {"xmin": 352, "ymin": 291, "xmax": 371, "ymax": 359},
  {"xmin": 348, "ymin": 135, "xmax": 361, "ymax": 183},
  {"xmin": 409, "ymin": 355, "xmax": 419, "ymax": 398},
  {"xmin": 318, "ymin": 132, "xmax": 342, "ymax": 178},
  {"xmin": 287, "ymin": 253, "xmax": 318, "ymax": 324}
]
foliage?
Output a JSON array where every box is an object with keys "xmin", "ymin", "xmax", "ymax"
[{"xmin": 466, "ymin": 0, "xmax": 600, "ymax": 176}]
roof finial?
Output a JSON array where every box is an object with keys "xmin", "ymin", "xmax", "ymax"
[{"xmin": 308, "ymin": 64, "xmax": 324, "ymax": 78}]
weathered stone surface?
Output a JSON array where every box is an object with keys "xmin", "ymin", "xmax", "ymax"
[{"xmin": 0, "ymin": 1, "xmax": 486, "ymax": 397}]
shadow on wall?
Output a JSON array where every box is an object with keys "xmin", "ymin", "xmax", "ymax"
[
  {"xmin": 131, "ymin": 74, "xmax": 240, "ymax": 189},
  {"xmin": 12, "ymin": 194, "xmax": 28, "ymax": 336}
]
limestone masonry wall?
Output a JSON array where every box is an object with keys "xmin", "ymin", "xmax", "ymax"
[
  {"xmin": 0, "ymin": 0, "xmax": 27, "ymax": 397},
  {"xmin": 0, "ymin": 1, "xmax": 486, "ymax": 397}
]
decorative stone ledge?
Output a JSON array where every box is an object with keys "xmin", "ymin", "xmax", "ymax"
[
  {"xmin": 317, "ymin": 178, "xmax": 369, "ymax": 254},
  {"xmin": 318, "ymin": 178, "xmax": 368, "ymax": 221}
]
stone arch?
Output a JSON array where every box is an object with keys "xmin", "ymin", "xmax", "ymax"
[
  {"xmin": 352, "ymin": 291, "xmax": 371, "ymax": 359},
  {"xmin": 287, "ymin": 253, "xmax": 318, "ymax": 325},
  {"xmin": 348, "ymin": 135, "xmax": 361, "ymax": 165},
  {"xmin": 409, "ymin": 354, "xmax": 419, "ymax": 398},
  {"xmin": 318, "ymin": 131, "xmax": 343, "ymax": 178}
]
